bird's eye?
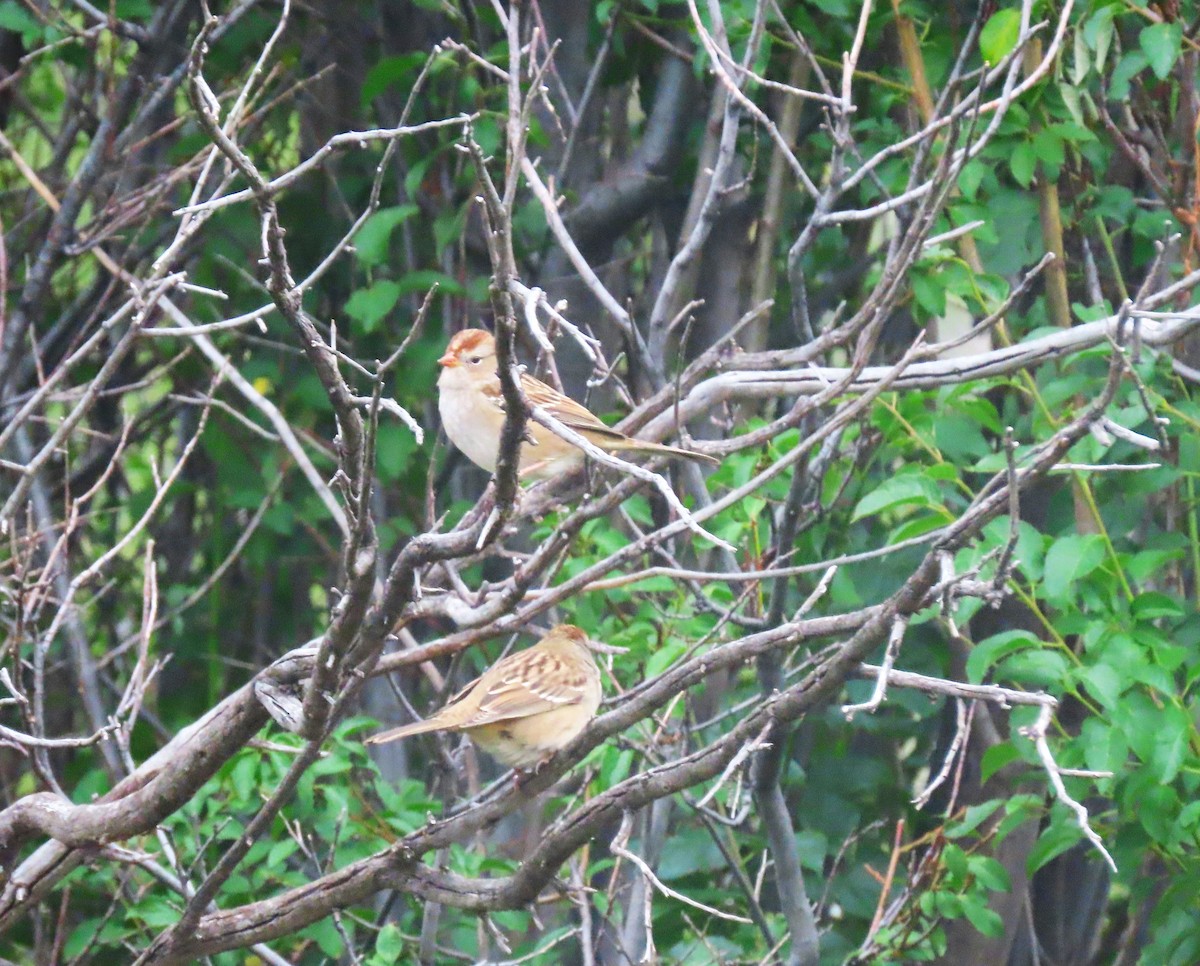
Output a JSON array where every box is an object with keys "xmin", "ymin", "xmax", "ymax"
[{"xmin": 469, "ymin": 356, "xmax": 482, "ymax": 365}]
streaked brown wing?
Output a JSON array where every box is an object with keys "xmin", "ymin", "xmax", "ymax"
[
  {"xmin": 522, "ymin": 373, "xmax": 629, "ymax": 443},
  {"xmin": 479, "ymin": 379, "xmax": 540, "ymax": 445},
  {"xmin": 456, "ymin": 650, "xmax": 585, "ymax": 728},
  {"xmin": 478, "ymin": 380, "xmax": 509, "ymax": 415},
  {"xmin": 444, "ymin": 672, "xmax": 484, "ymax": 708}
]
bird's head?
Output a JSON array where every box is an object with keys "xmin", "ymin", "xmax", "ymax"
[
  {"xmin": 438, "ymin": 328, "xmax": 497, "ymax": 381},
  {"xmin": 548, "ymin": 624, "xmax": 627, "ymax": 655},
  {"xmin": 550, "ymin": 624, "xmax": 589, "ymax": 646}
]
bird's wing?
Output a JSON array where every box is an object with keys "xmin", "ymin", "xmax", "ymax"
[
  {"xmin": 478, "ymin": 380, "xmax": 509, "ymax": 414},
  {"xmin": 521, "ymin": 373, "xmax": 629, "ymax": 443},
  {"xmin": 455, "ymin": 648, "xmax": 588, "ymax": 728},
  {"xmin": 480, "ymin": 373, "xmax": 629, "ymax": 446},
  {"xmin": 478, "ymin": 379, "xmax": 539, "ymax": 445}
]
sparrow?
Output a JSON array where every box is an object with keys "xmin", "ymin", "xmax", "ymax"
[
  {"xmin": 365, "ymin": 624, "xmax": 603, "ymax": 770},
  {"xmin": 436, "ymin": 328, "xmax": 718, "ymax": 480}
]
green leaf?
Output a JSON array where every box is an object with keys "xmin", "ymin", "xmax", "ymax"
[
  {"xmin": 0, "ymin": 1, "xmax": 40, "ymax": 37},
  {"xmin": 997, "ymin": 648, "xmax": 1069, "ymax": 689},
  {"xmin": 1027, "ymin": 820, "xmax": 1082, "ymax": 875},
  {"xmin": 433, "ymin": 205, "xmax": 467, "ymax": 253},
  {"xmin": 303, "ymin": 917, "xmax": 345, "ymax": 958},
  {"xmin": 1009, "ymin": 140, "xmax": 1036, "ymax": 187},
  {"xmin": 1091, "ymin": 631, "xmax": 1147, "ymax": 678},
  {"xmin": 1132, "ymin": 205, "xmax": 1179, "ymax": 240},
  {"xmin": 960, "ymin": 894, "xmax": 1005, "ymax": 938},
  {"xmin": 1073, "ymin": 663, "xmax": 1123, "ymax": 709},
  {"xmin": 1178, "ymin": 800, "xmax": 1200, "ymax": 835},
  {"xmin": 970, "ymin": 855, "xmax": 1012, "ymax": 893},
  {"xmin": 912, "ymin": 269, "xmax": 947, "ymax": 315},
  {"xmin": 116, "ymin": 0, "xmax": 153, "ymax": 17},
  {"xmin": 795, "ymin": 829, "xmax": 829, "ymax": 872},
  {"xmin": 851, "ymin": 473, "xmax": 941, "ymax": 522},
  {"xmin": 1001, "ymin": 793, "xmax": 1043, "ymax": 830},
  {"xmin": 935, "ymin": 412, "xmax": 990, "ymax": 462},
  {"xmin": 376, "ymin": 423, "xmax": 420, "ymax": 481},
  {"xmin": 980, "ymin": 743, "xmax": 1021, "ymax": 784},
  {"xmin": 1072, "ymin": 300, "xmax": 1113, "ymax": 323},
  {"xmin": 230, "ymin": 753, "xmax": 258, "ymax": 803},
  {"xmin": 311, "ymin": 750, "xmax": 354, "ymax": 777},
  {"xmin": 1131, "ymin": 591, "xmax": 1186, "ymax": 621},
  {"xmin": 1032, "ymin": 128, "xmax": 1065, "ymax": 176},
  {"xmin": 966, "ymin": 630, "xmax": 1042, "ymax": 684},
  {"xmin": 263, "ymin": 503, "xmax": 295, "ymax": 536},
  {"xmin": 1050, "ymin": 121, "xmax": 1097, "ymax": 145},
  {"xmin": 374, "ymin": 923, "xmax": 406, "ymax": 963},
  {"xmin": 980, "ymin": 8, "xmax": 1021, "ymax": 65},
  {"xmin": 947, "ymin": 800, "xmax": 1003, "ymax": 840},
  {"xmin": 133, "ymin": 896, "xmax": 181, "ymax": 928},
  {"xmin": 1071, "ymin": 27, "xmax": 1090, "ymax": 85},
  {"xmin": 1139, "ymin": 22, "xmax": 1182, "ymax": 80},
  {"xmin": 1109, "ymin": 50, "xmax": 1148, "ymax": 101},
  {"xmin": 604, "ymin": 748, "xmax": 635, "ymax": 786},
  {"xmin": 354, "ymin": 205, "xmax": 419, "ymax": 267},
  {"xmin": 267, "ymin": 837, "xmax": 299, "ymax": 869},
  {"xmin": 1042, "ymin": 533, "xmax": 1106, "ymax": 603},
  {"xmin": 404, "ymin": 153, "xmax": 436, "ymax": 199},
  {"xmin": 361, "ymin": 52, "xmax": 428, "ymax": 105},
  {"xmin": 645, "ymin": 637, "xmax": 689, "ymax": 678},
  {"xmin": 810, "ymin": 0, "xmax": 851, "ymax": 13},
  {"xmin": 1127, "ymin": 549, "xmax": 1186, "ymax": 587},
  {"xmin": 888, "ymin": 514, "xmax": 948, "ymax": 544},
  {"xmin": 943, "ymin": 842, "xmax": 968, "ymax": 880},
  {"xmin": 1134, "ymin": 782, "xmax": 1180, "ymax": 842},
  {"xmin": 1079, "ymin": 717, "xmax": 1126, "ymax": 777},
  {"xmin": 982, "ymin": 517, "xmax": 1046, "ymax": 582},
  {"xmin": 64, "ymin": 919, "xmax": 132, "ymax": 960},
  {"xmin": 394, "ymin": 269, "xmax": 466, "ymax": 298},
  {"xmin": 1120, "ymin": 692, "xmax": 1166, "ymax": 763},
  {"xmin": 345, "ymin": 280, "xmax": 402, "ymax": 333},
  {"xmin": 1130, "ymin": 662, "xmax": 1178, "ymax": 698},
  {"xmin": 934, "ymin": 891, "xmax": 963, "ymax": 917},
  {"xmin": 957, "ymin": 161, "xmax": 988, "ymax": 201},
  {"xmin": 1152, "ymin": 704, "xmax": 1190, "ymax": 784},
  {"xmin": 1058, "ymin": 83, "xmax": 1085, "ymax": 126},
  {"xmin": 621, "ymin": 575, "xmax": 676, "ymax": 593},
  {"xmin": 1083, "ymin": 6, "xmax": 1116, "ymax": 70}
]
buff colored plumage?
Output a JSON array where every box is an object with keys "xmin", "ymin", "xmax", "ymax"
[
  {"xmin": 436, "ymin": 328, "xmax": 717, "ymax": 480},
  {"xmin": 366, "ymin": 625, "xmax": 602, "ymax": 770}
]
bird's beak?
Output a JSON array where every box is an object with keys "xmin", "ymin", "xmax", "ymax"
[{"xmin": 437, "ymin": 352, "xmax": 457, "ymax": 368}]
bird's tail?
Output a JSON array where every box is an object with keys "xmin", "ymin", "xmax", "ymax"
[
  {"xmin": 630, "ymin": 440, "xmax": 719, "ymax": 465},
  {"xmin": 365, "ymin": 719, "xmax": 443, "ymax": 745}
]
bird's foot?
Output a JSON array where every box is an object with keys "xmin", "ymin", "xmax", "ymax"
[{"xmin": 510, "ymin": 755, "xmax": 555, "ymax": 791}]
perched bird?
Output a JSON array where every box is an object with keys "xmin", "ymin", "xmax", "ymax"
[
  {"xmin": 436, "ymin": 328, "xmax": 717, "ymax": 480},
  {"xmin": 365, "ymin": 624, "xmax": 603, "ymax": 770}
]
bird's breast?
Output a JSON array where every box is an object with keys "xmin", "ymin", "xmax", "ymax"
[{"xmin": 438, "ymin": 382, "xmax": 505, "ymax": 473}]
